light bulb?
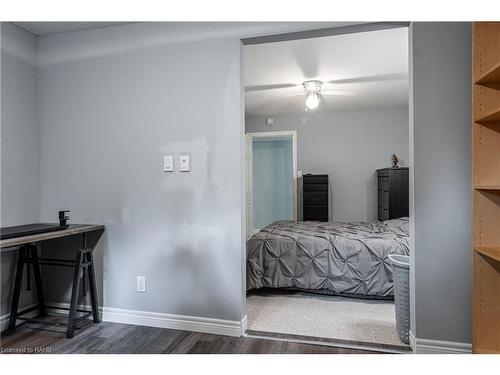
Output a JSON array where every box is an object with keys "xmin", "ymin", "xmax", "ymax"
[{"xmin": 305, "ymin": 92, "xmax": 319, "ymax": 110}]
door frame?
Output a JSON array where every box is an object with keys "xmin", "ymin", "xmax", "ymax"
[
  {"xmin": 245, "ymin": 130, "xmax": 298, "ymax": 238},
  {"xmin": 240, "ymin": 22, "xmax": 412, "ymax": 347}
]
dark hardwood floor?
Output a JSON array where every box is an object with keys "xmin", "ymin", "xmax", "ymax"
[{"xmin": 1, "ymin": 321, "xmax": 380, "ymax": 354}]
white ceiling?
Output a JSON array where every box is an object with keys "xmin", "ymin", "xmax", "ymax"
[
  {"xmin": 244, "ymin": 27, "xmax": 409, "ymax": 117},
  {"xmin": 13, "ymin": 22, "xmax": 133, "ymax": 36}
]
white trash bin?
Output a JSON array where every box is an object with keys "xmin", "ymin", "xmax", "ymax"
[{"xmin": 388, "ymin": 254, "xmax": 410, "ymax": 344}]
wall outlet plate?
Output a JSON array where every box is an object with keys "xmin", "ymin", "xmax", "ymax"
[{"xmin": 136, "ymin": 276, "xmax": 146, "ymax": 293}]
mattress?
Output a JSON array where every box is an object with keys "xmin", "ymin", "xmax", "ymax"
[{"xmin": 246, "ymin": 217, "xmax": 409, "ymax": 297}]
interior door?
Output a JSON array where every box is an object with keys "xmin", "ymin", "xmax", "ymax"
[{"xmin": 245, "ymin": 134, "xmax": 253, "ymax": 239}]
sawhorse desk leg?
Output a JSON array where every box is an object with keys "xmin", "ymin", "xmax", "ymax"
[
  {"xmin": 8, "ymin": 245, "xmax": 46, "ymax": 331},
  {"xmin": 7, "ymin": 234, "xmax": 100, "ymax": 339},
  {"xmin": 66, "ymin": 233, "xmax": 100, "ymax": 338}
]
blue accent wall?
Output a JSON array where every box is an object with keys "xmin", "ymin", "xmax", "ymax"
[{"xmin": 252, "ymin": 138, "xmax": 293, "ymax": 230}]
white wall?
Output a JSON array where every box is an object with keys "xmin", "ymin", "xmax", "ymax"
[
  {"xmin": 410, "ymin": 22, "xmax": 472, "ymax": 346},
  {"xmin": 246, "ymin": 108, "xmax": 409, "ymax": 222},
  {"xmin": 0, "ymin": 23, "xmax": 39, "ymax": 315}
]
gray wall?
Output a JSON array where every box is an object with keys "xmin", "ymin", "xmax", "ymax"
[
  {"xmin": 0, "ymin": 22, "xmax": 474, "ymax": 346},
  {"xmin": 246, "ymin": 108, "xmax": 409, "ymax": 222},
  {"xmin": 38, "ymin": 30, "xmax": 244, "ymax": 321},
  {"xmin": 34, "ymin": 22, "xmax": 347, "ymax": 322},
  {"xmin": 0, "ymin": 23, "xmax": 39, "ymax": 315},
  {"xmin": 410, "ymin": 22, "xmax": 472, "ymax": 344}
]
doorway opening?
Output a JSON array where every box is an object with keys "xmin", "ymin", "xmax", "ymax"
[
  {"xmin": 245, "ymin": 131, "xmax": 297, "ymax": 238},
  {"xmin": 242, "ymin": 24, "xmax": 411, "ymax": 353}
]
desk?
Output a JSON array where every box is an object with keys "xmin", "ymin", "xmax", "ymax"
[{"xmin": 1, "ymin": 224, "xmax": 105, "ymax": 338}]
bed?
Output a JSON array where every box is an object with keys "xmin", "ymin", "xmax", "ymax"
[{"xmin": 246, "ymin": 217, "xmax": 409, "ymax": 298}]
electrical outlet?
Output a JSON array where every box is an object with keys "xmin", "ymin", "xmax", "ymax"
[{"xmin": 136, "ymin": 276, "xmax": 146, "ymax": 293}]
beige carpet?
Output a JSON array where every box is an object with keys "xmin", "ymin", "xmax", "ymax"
[{"xmin": 246, "ymin": 291, "xmax": 405, "ymax": 347}]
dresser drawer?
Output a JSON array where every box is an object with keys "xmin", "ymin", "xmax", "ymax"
[
  {"xmin": 303, "ymin": 175, "xmax": 328, "ymax": 184},
  {"xmin": 303, "ymin": 183, "xmax": 328, "ymax": 191},
  {"xmin": 378, "ymin": 190, "xmax": 389, "ymax": 206},
  {"xmin": 304, "ymin": 191, "xmax": 328, "ymax": 206},
  {"xmin": 378, "ymin": 176, "xmax": 389, "ymax": 191},
  {"xmin": 378, "ymin": 207, "xmax": 389, "ymax": 221},
  {"xmin": 378, "ymin": 170, "xmax": 390, "ymax": 177},
  {"xmin": 303, "ymin": 206, "xmax": 328, "ymax": 221}
]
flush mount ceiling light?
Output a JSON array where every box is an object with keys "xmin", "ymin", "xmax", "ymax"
[
  {"xmin": 246, "ymin": 79, "xmax": 355, "ymax": 112},
  {"xmin": 303, "ymin": 80, "xmax": 323, "ymax": 110}
]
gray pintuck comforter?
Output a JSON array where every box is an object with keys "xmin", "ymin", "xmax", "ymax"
[{"xmin": 246, "ymin": 218, "xmax": 409, "ymax": 298}]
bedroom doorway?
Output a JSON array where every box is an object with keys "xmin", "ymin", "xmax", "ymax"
[
  {"xmin": 245, "ymin": 131, "xmax": 298, "ymax": 239},
  {"xmin": 242, "ymin": 24, "xmax": 411, "ymax": 353}
]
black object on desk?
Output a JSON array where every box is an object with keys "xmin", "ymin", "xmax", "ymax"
[
  {"xmin": 1, "ymin": 223, "xmax": 104, "ymax": 339},
  {"xmin": 59, "ymin": 210, "xmax": 70, "ymax": 227}
]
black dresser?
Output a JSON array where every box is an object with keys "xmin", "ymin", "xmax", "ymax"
[
  {"xmin": 302, "ymin": 174, "xmax": 329, "ymax": 221},
  {"xmin": 377, "ymin": 167, "xmax": 409, "ymax": 221}
]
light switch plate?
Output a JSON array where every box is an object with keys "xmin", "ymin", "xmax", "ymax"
[
  {"xmin": 136, "ymin": 276, "xmax": 146, "ymax": 293},
  {"xmin": 163, "ymin": 155, "xmax": 174, "ymax": 172},
  {"xmin": 180, "ymin": 155, "xmax": 190, "ymax": 172}
]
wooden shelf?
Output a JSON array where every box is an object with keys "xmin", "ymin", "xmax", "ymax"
[
  {"xmin": 472, "ymin": 22, "xmax": 500, "ymax": 354},
  {"xmin": 476, "ymin": 60, "xmax": 500, "ymax": 84},
  {"xmin": 474, "ymin": 245, "xmax": 500, "ymax": 262},
  {"xmin": 474, "ymin": 184, "xmax": 500, "ymax": 191},
  {"xmin": 475, "ymin": 105, "xmax": 500, "ymax": 123}
]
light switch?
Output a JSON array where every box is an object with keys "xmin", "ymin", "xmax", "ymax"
[
  {"xmin": 163, "ymin": 155, "xmax": 174, "ymax": 172},
  {"xmin": 136, "ymin": 276, "xmax": 146, "ymax": 293},
  {"xmin": 180, "ymin": 155, "xmax": 190, "ymax": 172}
]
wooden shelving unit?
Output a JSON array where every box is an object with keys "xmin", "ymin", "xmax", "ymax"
[
  {"xmin": 477, "ymin": 61, "xmax": 500, "ymax": 85},
  {"xmin": 474, "ymin": 246, "xmax": 500, "ymax": 263},
  {"xmin": 474, "ymin": 184, "xmax": 500, "ymax": 191},
  {"xmin": 472, "ymin": 22, "xmax": 500, "ymax": 354},
  {"xmin": 475, "ymin": 105, "xmax": 500, "ymax": 123}
]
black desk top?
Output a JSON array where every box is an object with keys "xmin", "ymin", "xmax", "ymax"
[
  {"xmin": 0, "ymin": 224, "xmax": 105, "ymax": 250},
  {"xmin": 1, "ymin": 223, "xmax": 69, "ymax": 240}
]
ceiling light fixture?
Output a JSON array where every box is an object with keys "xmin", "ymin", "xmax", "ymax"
[
  {"xmin": 305, "ymin": 92, "xmax": 319, "ymax": 110},
  {"xmin": 303, "ymin": 80, "xmax": 323, "ymax": 111}
]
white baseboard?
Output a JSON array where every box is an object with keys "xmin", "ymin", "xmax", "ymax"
[
  {"xmin": 2, "ymin": 302, "xmax": 246, "ymax": 338},
  {"xmin": 409, "ymin": 330, "xmax": 417, "ymax": 352},
  {"xmin": 409, "ymin": 330, "xmax": 471, "ymax": 354},
  {"xmin": 241, "ymin": 314, "xmax": 248, "ymax": 333},
  {"xmin": 103, "ymin": 306, "xmax": 247, "ymax": 337}
]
